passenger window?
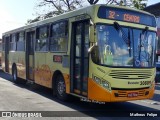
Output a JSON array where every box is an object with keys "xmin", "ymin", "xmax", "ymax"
[
  {"xmin": 36, "ymin": 26, "xmax": 48, "ymax": 51},
  {"xmin": 10, "ymin": 34, "xmax": 17, "ymax": 51},
  {"xmin": 50, "ymin": 21, "xmax": 68, "ymax": 52},
  {"xmin": 17, "ymin": 32, "xmax": 25, "ymax": 51}
]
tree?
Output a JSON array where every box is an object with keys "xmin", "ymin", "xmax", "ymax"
[
  {"xmin": 38, "ymin": 0, "xmax": 83, "ymax": 18},
  {"xmin": 27, "ymin": 0, "xmax": 148, "ymax": 24},
  {"xmin": 105, "ymin": 0, "xmax": 148, "ymax": 9},
  {"xmin": 27, "ymin": 0, "xmax": 84, "ymax": 24},
  {"xmin": 87, "ymin": 0, "xmax": 99, "ymax": 5},
  {"xmin": 132, "ymin": 0, "xmax": 148, "ymax": 9}
]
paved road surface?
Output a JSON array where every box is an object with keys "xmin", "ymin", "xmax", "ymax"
[{"xmin": 0, "ymin": 71, "xmax": 160, "ymax": 120}]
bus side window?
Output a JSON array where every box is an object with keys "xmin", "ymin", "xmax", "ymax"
[
  {"xmin": 10, "ymin": 34, "xmax": 17, "ymax": 51},
  {"xmin": 50, "ymin": 21, "xmax": 68, "ymax": 52},
  {"xmin": 16, "ymin": 32, "xmax": 25, "ymax": 51},
  {"xmin": 35, "ymin": 26, "xmax": 49, "ymax": 51}
]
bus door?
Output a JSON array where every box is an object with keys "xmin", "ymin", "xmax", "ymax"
[
  {"xmin": 4, "ymin": 36, "xmax": 10, "ymax": 72},
  {"xmin": 26, "ymin": 31, "xmax": 35, "ymax": 81},
  {"xmin": 71, "ymin": 20, "xmax": 89, "ymax": 96}
]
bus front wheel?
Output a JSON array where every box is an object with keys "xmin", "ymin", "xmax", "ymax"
[{"xmin": 55, "ymin": 75, "xmax": 68, "ymax": 101}]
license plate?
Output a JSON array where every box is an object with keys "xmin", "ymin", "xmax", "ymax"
[{"xmin": 127, "ymin": 92, "xmax": 138, "ymax": 97}]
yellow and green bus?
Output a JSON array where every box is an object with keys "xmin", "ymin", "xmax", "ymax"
[{"xmin": 1, "ymin": 4, "xmax": 157, "ymax": 102}]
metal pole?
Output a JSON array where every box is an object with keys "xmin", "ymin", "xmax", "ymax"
[{"xmin": 123, "ymin": 0, "xmax": 127, "ymax": 6}]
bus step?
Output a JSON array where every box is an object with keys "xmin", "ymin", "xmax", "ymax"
[
  {"xmin": 70, "ymin": 93, "xmax": 87, "ymax": 99},
  {"xmin": 26, "ymin": 79, "xmax": 35, "ymax": 84}
]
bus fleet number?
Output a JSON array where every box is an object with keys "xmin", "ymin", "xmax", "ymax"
[{"xmin": 140, "ymin": 81, "xmax": 151, "ymax": 85}]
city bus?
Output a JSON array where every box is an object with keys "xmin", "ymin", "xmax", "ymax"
[{"xmin": 1, "ymin": 4, "xmax": 157, "ymax": 102}]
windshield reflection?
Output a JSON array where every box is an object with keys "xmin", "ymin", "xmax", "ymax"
[{"xmin": 92, "ymin": 24, "xmax": 156, "ymax": 68}]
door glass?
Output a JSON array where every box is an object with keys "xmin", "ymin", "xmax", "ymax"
[
  {"xmin": 83, "ymin": 23, "xmax": 89, "ymax": 92},
  {"xmin": 27, "ymin": 32, "xmax": 35, "ymax": 80},
  {"xmin": 72, "ymin": 21, "xmax": 89, "ymax": 95},
  {"xmin": 76, "ymin": 24, "xmax": 82, "ymax": 57},
  {"xmin": 74, "ymin": 23, "xmax": 82, "ymax": 90}
]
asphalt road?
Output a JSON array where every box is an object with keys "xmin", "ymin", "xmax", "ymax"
[{"xmin": 0, "ymin": 71, "xmax": 160, "ymax": 120}]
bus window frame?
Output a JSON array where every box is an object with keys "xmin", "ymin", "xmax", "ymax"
[
  {"xmin": 35, "ymin": 24, "xmax": 49, "ymax": 52},
  {"xmin": 16, "ymin": 31, "xmax": 25, "ymax": 51},
  {"xmin": 9, "ymin": 34, "xmax": 17, "ymax": 51},
  {"xmin": 49, "ymin": 20, "xmax": 69, "ymax": 53}
]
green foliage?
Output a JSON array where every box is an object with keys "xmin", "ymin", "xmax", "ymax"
[
  {"xmin": 132, "ymin": 0, "xmax": 147, "ymax": 9},
  {"xmin": 27, "ymin": 0, "xmax": 148, "ymax": 24},
  {"xmin": 106, "ymin": 0, "xmax": 148, "ymax": 10},
  {"xmin": 27, "ymin": 0, "xmax": 84, "ymax": 24}
]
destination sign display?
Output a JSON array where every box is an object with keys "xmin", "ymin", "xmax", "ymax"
[{"xmin": 98, "ymin": 6, "xmax": 156, "ymax": 27}]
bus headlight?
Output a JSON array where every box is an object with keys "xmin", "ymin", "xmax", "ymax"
[
  {"xmin": 93, "ymin": 75, "xmax": 101, "ymax": 84},
  {"xmin": 102, "ymin": 80, "xmax": 111, "ymax": 91},
  {"xmin": 92, "ymin": 75, "xmax": 111, "ymax": 91}
]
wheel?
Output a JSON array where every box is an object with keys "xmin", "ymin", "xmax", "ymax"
[
  {"xmin": 12, "ymin": 66, "xmax": 19, "ymax": 83},
  {"xmin": 55, "ymin": 75, "xmax": 68, "ymax": 101}
]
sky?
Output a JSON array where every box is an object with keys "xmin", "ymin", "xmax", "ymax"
[{"xmin": 0, "ymin": 0, "xmax": 159, "ymax": 38}]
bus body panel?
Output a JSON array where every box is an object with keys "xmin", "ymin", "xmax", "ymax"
[
  {"xmin": 88, "ymin": 77, "xmax": 155, "ymax": 102},
  {"xmin": 9, "ymin": 51, "xmax": 26, "ymax": 79},
  {"xmin": 34, "ymin": 52, "xmax": 70, "ymax": 88}
]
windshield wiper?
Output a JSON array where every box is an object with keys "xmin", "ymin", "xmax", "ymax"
[
  {"xmin": 128, "ymin": 28, "xmax": 131, "ymax": 57},
  {"xmin": 143, "ymin": 26, "xmax": 149, "ymax": 34},
  {"xmin": 142, "ymin": 26, "xmax": 149, "ymax": 41},
  {"xmin": 139, "ymin": 26, "xmax": 149, "ymax": 61},
  {"xmin": 113, "ymin": 22, "xmax": 131, "ymax": 56}
]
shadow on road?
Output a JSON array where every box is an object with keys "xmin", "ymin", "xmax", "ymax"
[
  {"xmin": 151, "ymin": 93, "xmax": 160, "ymax": 103},
  {"xmin": 155, "ymin": 85, "xmax": 160, "ymax": 90},
  {"xmin": 0, "ymin": 71, "xmax": 159, "ymax": 119}
]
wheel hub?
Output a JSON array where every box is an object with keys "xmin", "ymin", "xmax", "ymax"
[{"xmin": 57, "ymin": 81, "xmax": 65, "ymax": 96}]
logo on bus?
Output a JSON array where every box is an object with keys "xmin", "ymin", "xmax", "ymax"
[{"xmin": 128, "ymin": 81, "xmax": 151, "ymax": 85}]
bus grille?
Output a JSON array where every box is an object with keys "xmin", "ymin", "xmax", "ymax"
[
  {"xmin": 108, "ymin": 70, "xmax": 152, "ymax": 80},
  {"xmin": 116, "ymin": 90, "xmax": 145, "ymax": 97}
]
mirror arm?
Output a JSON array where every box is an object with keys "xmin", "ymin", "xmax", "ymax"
[{"xmin": 88, "ymin": 42, "xmax": 97, "ymax": 53}]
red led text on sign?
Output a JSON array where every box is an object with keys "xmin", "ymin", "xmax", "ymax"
[
  {"xmin": 109, "ymin": 11, "xmax": 115, "ymax": 19},
  {"xmin": 123, "ymin": 14, "xmax": 140, "ymax": 23}
]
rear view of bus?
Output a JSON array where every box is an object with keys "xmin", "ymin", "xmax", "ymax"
[{"xmin": 88, "ymin": 5, "xmax": 156, "ymax": 102}]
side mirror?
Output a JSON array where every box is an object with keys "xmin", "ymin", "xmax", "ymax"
[
  {"xmin": 88, "ymin": 42, "xmax": 97, "ymax": 53},
  {"xmin": 90, "ymin": 19, "xmax": 94, "ymax": 26}
]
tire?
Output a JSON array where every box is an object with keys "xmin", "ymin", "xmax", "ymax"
[
  {"xmin": 12, "ymin": 66, "xmax": 19, "ymax": 83},
  {"xmin": 55, "ymin": 75, "xmax": 68, "ymax": 101}
]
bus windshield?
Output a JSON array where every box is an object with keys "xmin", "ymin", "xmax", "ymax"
[{"xmin": 92, "ymin": 24, "xmax": 156, "ymax": 68}]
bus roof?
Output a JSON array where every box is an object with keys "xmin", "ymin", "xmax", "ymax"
[{"xmin": 2, "ymin": 4, "xmax": 154, "ymax": 36}]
